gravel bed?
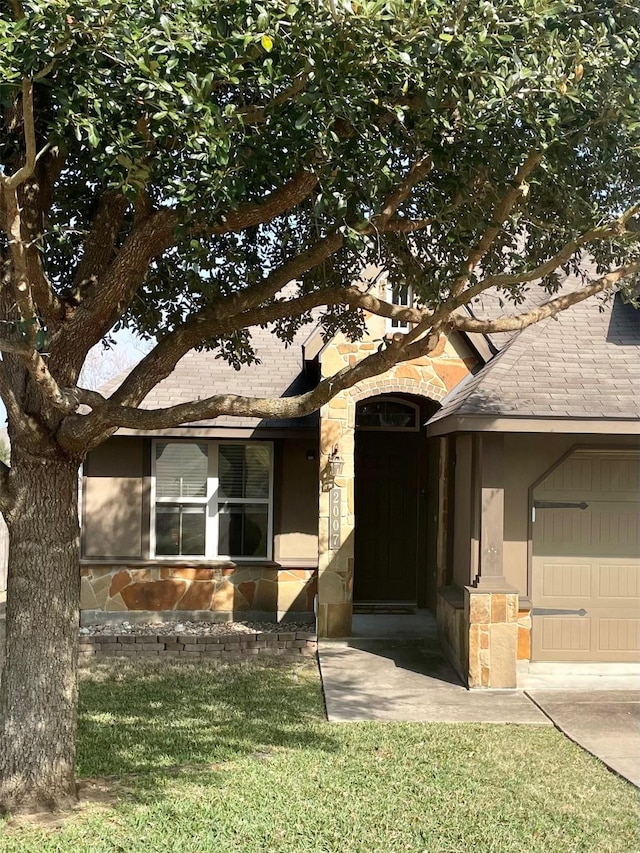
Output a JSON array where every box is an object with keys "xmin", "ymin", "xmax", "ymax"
[{"xmin": 80, "ymin": 619, "xmax": 316, "ymax": 637}]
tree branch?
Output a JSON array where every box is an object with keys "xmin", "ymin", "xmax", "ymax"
[
  {"xmin": 207, "ymin": 169, "xmax": 318, "ymax": 234},
  {"xmin": 1, "ymin": 80, "xmax": 37, "ymax": 192},
  {"xmin": 239, "ymin": 73, "xmax": 309, "ymax": 125},
  {"xmin": 48, "ymin": 208, "xmax": 178, "ymax": 374},
  {"xmin": 3, "ymin": 189, "xmax": 39, "ymax": 347},
  {"xmin": 59, "ymin": 321, "xmax": 440, "ymax": 441},
  {"xmin": 72, "ymin": 191, "xmax": 130, "ymax": 290},
  {"xmin": 93, "ymin": 152, "xmax": 444, "ymax": 414},
  {"xmin": 384, "ymin": 217, "xmax": 433, "ymax": 233},
  {"xmin": 0, "ymin": 360, "xmax": 23, "ymax": 426},
  {"xmin": 452, "ymin": 219, "xmax": 639, "ymax": 310},
  {"xmin": 451, "ymin": 262, "xmax": 640, "ymax": 334},
  {"xmin": 0, "ymin": 339, "xmax": 80, "ymax": 412},
  {"xmin": 373, "ymin": 155, "xmax": 433, "ymax": 231},
  {"xmin": 105, "ymin": 230, "xmax": 347, "ymax": 409},
  {"xmin": 449, "ymin": 150, "xmax": 543, "ymax": 298}
]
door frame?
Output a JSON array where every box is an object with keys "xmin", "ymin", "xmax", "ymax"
[{"xmin": 353, "ymin": 394, "xmax": 432, "ymax": 607}]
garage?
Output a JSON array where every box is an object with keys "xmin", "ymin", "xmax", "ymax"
[{"xmin": 531, "ymin": 450, "xmax": 640, "ymax": 663}]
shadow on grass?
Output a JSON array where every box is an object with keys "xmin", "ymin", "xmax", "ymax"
[{"xmin": 77, "ymin": 658, "xmax": 335, "ymax": 784}]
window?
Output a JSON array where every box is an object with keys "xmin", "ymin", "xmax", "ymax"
[
  {"xmin": 152, "ymin": 441, "xmax": 272, "ymax": 559},
  {"xmin": 386, "ymin": 282, "xmax": 413, "ymax": 333},
  {"xmin": 356, "ymin": 397, "xmax": 420, "ymax": 431}
]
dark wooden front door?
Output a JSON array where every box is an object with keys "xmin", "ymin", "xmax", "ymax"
[{"xmin": 354, "ymin": 429, "xmax": 421, "ymax": 603}]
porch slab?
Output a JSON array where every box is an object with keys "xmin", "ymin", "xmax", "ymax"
[
  {"xmin": 319, "ymin": 638, "xmax": 551, "ymax": 725},
  {"xmin": 525, "ymin": 689, "xmax": 640, "ymax": 788}
]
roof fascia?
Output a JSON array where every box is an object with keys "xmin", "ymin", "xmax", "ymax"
[
  {"xmin": 427, "ymin": 414, "xmax": 640, "ymax": 437},
  {"xmin": 116, "ymin": 425, "xmax": 317, "ymax": 439}
]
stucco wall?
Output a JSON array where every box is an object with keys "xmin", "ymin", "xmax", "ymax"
[
  {"xmin": 274, "ymin": 438, "xmax": 319, "ymax": 563},
  {"xmin": 451, "ymin": 434, "xmax": 477, "ymax": 589},
  {"xmin": 83, "ymin": 437, "xmax": 144, "ymax": 558},
  {"xmin": 83, "ymin": 436, "xmax": 319, "ymax": 566},
  {"xmin": 443, "ymin": 432, "xmax": 640, "ymax": 597}
]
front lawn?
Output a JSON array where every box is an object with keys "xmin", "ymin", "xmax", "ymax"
[{"xmin": 1, "ymin": 658, "xmax": 638, "ymax": 853}]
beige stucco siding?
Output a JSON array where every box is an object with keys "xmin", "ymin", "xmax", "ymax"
[
  {"xmin": 502, "ymin": 433, "xmax": 640, "ymax": 595},
  {"xmin": 83, "ymin": 437, "xmax": 145, "ymax": 559},
  {"xmin": 274, "ymin": 439, "xmax": 319, "ymax": 562},
  {"xmin": 452, "ymin": 434, "xmax": 477, "ymax": 589}
]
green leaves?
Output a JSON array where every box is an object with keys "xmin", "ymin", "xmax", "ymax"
[{"xmin": 0, "ymin": 0, "xmax": 637, "ymax": 359}]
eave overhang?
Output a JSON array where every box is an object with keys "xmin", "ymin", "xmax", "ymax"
[{"xmin": 426, "ymin": 414, "xmax": 640, "ymax": 437}]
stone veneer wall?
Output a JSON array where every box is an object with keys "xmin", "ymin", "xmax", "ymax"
[
  {"xmin": 436, "ymin": 587, "xmax": 467, "ymax": 683},
  {"xmin": 79, "ymin": 630, "xmax": 317, "ymax": 659},
  {"xmin": 317, "ymin": 321, "xmax": 477, "ymax": 637},
  {"xmin": 465, "ymin": 588, "xmax": 520, "ymax": 688},
  {"xmin": 438, "ymin": 587, "xmax": 532, "ymax": 686},
  {"xmin": 80, "ymin": 565, "xmax": 317, "ymax": 618}
]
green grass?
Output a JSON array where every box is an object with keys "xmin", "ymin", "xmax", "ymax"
[{"xmin": 1, "ymin": 658, "xmax": 638, "ymax": 853}]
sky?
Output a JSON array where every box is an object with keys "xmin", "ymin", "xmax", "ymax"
[{"xmin": 0, "ymin": 330, "xmax": 152, "ymax": 434}]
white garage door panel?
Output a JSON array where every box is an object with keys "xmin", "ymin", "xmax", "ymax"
[
  {"xmin": 540, "ymin": 562, "xmax": 590, "ymax": 598},
  {"xmin": 532, "ymin": 451, "xmax": 640, "ymax": 663},
  {"xmin": 534, "ymin": 503, "xmax": 640, "ymax": 558},
  {"xmin": 599, "ymin": 619, "xmax": 640, "ymax": 653},
  {"xmin": 532, "ymin": 555, "xmax": 640, "ymax": 662},
  {"xmin": 538, "ymin": 617, "xmax": 590, "ymax": 654},
  {"xmin": 598, "ymin": 563, "xmax": 639, "ymax": 599},
  {"xmin": 539, "ymin": 454, "xmax": 640, "ymax": 499}
]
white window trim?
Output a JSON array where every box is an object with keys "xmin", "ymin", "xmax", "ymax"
[
  {"xmin": 386, "ymin": 281, "xmax": 413, "ymax": 334},
  {"xmin": 150, "ymin": 439, "xmax": 274, "ymax": 561}
]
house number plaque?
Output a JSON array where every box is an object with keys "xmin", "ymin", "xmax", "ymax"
[{"xmin": 329, "ymin": 487, "xmax": 341, "ymax": 550}]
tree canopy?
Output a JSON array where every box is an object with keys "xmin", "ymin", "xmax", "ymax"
[{"xmin": 0, "ymin": 0, "xmax": 638, "ymax": 458}]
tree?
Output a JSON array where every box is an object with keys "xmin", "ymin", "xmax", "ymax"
[
  {"xmin": 0, "ymin": 0, "xmax": 638, "ymax": 813},
  {"xmin": 78, "ymin": 333, "xmax": 151, "ymax": 391}
]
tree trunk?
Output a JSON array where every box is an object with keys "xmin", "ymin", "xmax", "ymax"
[{"xmin": 0, "ymin": 449, "xmax": 81, "ymax": 814}]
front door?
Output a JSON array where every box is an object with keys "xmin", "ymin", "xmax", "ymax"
[{"xmin": 354, "ymin": 400, "xmax": 422, "ymax": 604}]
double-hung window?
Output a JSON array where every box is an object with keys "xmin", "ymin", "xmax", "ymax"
[
  {"xmin": 386, "ymin": 282, "xmax": 413, "ymax": 333},
  {"xmin": 152, "ymin": 441, "xmax": 272, "ymax": 559}
]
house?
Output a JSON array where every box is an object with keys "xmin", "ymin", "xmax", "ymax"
[{"xmin": 80, "ymin": 277, "xmax": 640, "ymax": 687}]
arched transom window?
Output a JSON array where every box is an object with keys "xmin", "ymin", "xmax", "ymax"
[{"xmin": 356, "ymin": 397, "xmax": 420, "ymax": 431}]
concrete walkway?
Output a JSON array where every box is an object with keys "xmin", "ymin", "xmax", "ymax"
[
  {"xmin": 319, "ymin": 637, "xmax": 551, "ymax": 725},
  {"xmin": 526, "ymin": 689, "xmax": 640, "ymax": 788},
  {"xmin": 318, "ymin": 612, "xmax": 640, "ymax": 787}
]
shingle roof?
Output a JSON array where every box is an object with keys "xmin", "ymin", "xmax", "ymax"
[
  {"xmin": 429, "ymin": 291, "xmax": 640, "ymax": 424},
  {"xmin": 100, "ymin": 269, "xmax": 639, "ymax": 435},
  {"xmin": 105, "ymin": 321, "xmax": 318, "ymax": 431}
]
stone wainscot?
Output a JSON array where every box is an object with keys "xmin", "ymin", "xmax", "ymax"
[{"xmin": 81, "ymin": 564, "xmax": 317, "ymax": 621}]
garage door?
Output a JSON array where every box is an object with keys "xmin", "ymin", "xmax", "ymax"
[{"xmin": 532, "ymin": 450, "xmax": 640, "ymax": 663}]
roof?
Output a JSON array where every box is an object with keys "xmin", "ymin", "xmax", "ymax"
[
  {"xmin": 428, "ymin": 291, "xmax": 640, "ymax": 434},
  {"xmin": 99, "ymin": 269, "xmax": 639, "ymax": 439},
  {"xmin": 105, "ymin": 321, "xmax": 319, "ymax": 435}
]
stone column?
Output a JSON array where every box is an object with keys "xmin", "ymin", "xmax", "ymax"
[
  {"xmin": 465, "ymin": 588, "xmax": 519, "ymax": 687},
  {"xmin": 464, "ymin": 433, "xmax": 519, "ymax": 687},
  {"xmin": 316, "ymin": 396, "xmax": 355, "ymax": 637}
]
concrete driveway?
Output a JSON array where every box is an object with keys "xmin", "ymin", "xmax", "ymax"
[{"xmin": 526, "ymin": 689, "xmax": 640, "ymax": 788}]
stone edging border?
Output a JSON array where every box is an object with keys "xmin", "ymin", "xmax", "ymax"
[{"xmin": 78, "ymin": 631, "xmax": 318, "ymax": 659}]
